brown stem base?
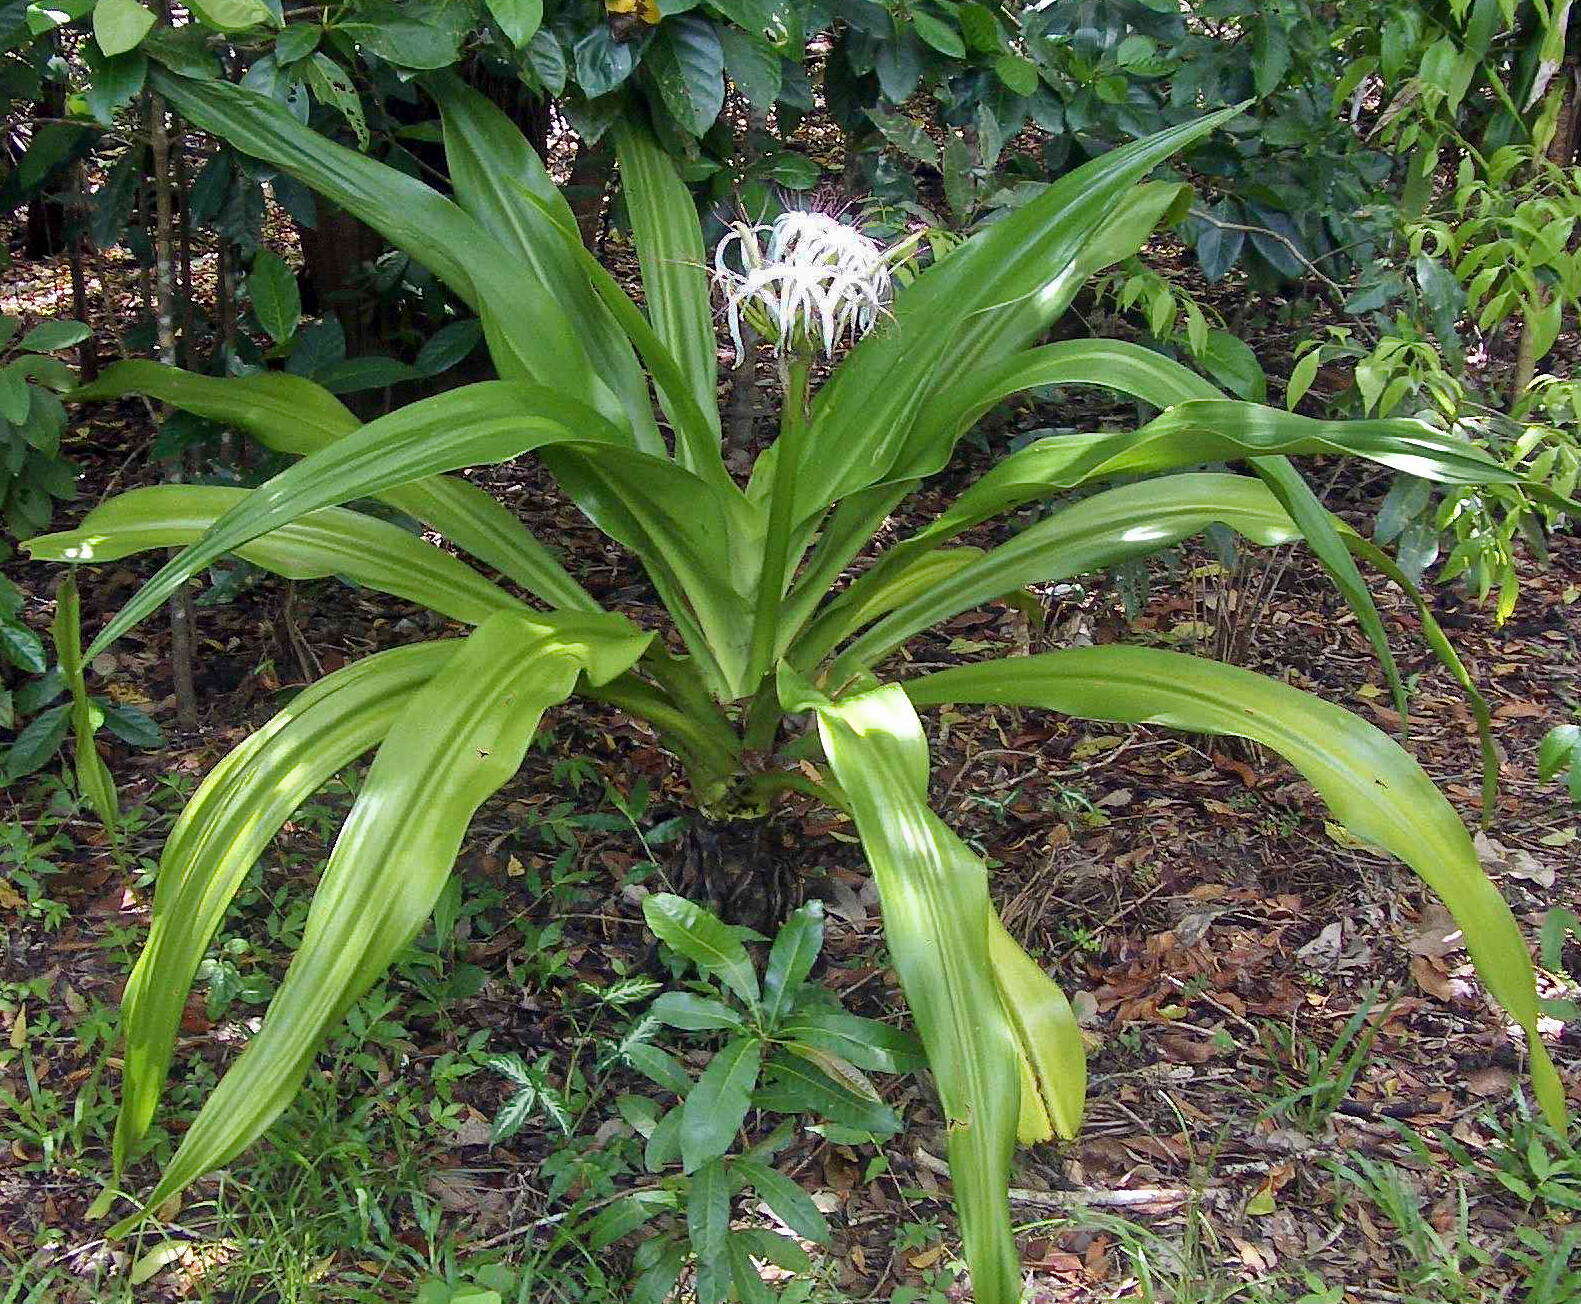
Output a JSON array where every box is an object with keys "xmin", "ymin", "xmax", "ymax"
[{"xmin": 678, "ymin": 813, "xmax": 802, "ymax": 932}]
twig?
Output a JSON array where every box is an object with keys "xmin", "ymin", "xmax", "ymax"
[
  {"xmin": 1186, "ymin": 206, "xmax": 1348, "ymax": 304},
  {"xmin": 912, "ymin": 1148, "xmax": 1201, "ymax": 1207}
]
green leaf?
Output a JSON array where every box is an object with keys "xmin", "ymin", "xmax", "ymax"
[
  {"xmin": 866, "ymin": 106, "xmax": 940, "ymax": 167},
  {"xmin": 428, "ymin": 73, "xmax": 659, "ymax": 449},
  {"xmin": 17, "ymin": 320, "xmax": 90, "ymax": 353},
  {"xmin": 680, "ymin": 1035, "xmax": 761, "ymax": 1171},
  {"xmin": 100, "ymin": 702, "xmax": 163, "ymax": 748},
  {"xmin": 798, "ymin": 682, "xmax": 1019, "ymax": 1304},
  {"xmin": 1198, "ymin": 329, "xmax": 1267, "ymax": 400},
  {"xmin": 0, "ymin": 367, "xmax": 30, "ymax": 424},
  {"xmin": 630, "ymin": 1239, "xmax": 687, "ymax": 1304},
  {"xmin": 187, "ymin": 0, "xmax": 272, "ymax": 32},
  {"xmin": 625, "ymin": 1042, "xmax": 694, "ymax": 1096},
  {"xmin": 1286, "ymin": 348, "xmax": 1322, "ymax": 410},
  {"xmin": 310, "ymin": 356, "xmax": 418, "ymax": 394},
  {"xmin": 4, "ymin": 703, "xmax": 69, "ymax": 779},
  {"xmin": 644, "ymin": 1103, "xmax": 684, "ymax": 1170},
  {"xmin": 149, "ymin": 71, "xmax": 616, "ymax": 424},
  {"xmin": 490, "ymin": 1087, "xmax": 541, "ymax": 1143},
  {"xmin": 781, "ymin": 107, "xmax": 1244, "ymax": 522},
  {"xmin": 414, "ymin": 320, "xmax": 482, "ymax": 377},
  {"xmin": 776, "ymin": 1010, "xmax": 924, "ymax": 1075},
  {"xmin": 110, "ymin": 610, "xmax": 649, "ymax": 1230},
  {"xmin": 649, "ymin": 991, "xmax": 745, "ymax": 1031},
  {"xmin": 727, "ymin": 1232, "xmax": 775, "ymax": 1304},
  {"xmin": 647, "ymin": 16, "xmax": 725, "ymax": 137},
  {"xmin": 0, "ymin": 618, "xmax": 46, "ymax": 674},
  {"xmin": 51, "ymin": 573, "xmax": 117, "ymax": 831},
  {"xmin": 900, "ymin": 385, "xmax": 1516, "ymax": 557},
  {"xmin": 719, "ymin": 27, "xmax": 781, "ymax": 110},
  {"xmin": 70, "ymin": 361, "xmax": 597, "ymax": 611},
  {"xmin": 573, "ymin": 26, "xmax": 635, "ymax": 98},
  {"xmin": 76, "ymin": 381, "xmax": 627, "ymax": 661},
  {"xmin": 831, "ymin": 473, "xmax": 1302, "ymax": 674},
  {"xmin": 110, "ymin": 643, "xmax": 452, "ymax": 1170},
  {"xmin": 1253, "ymin": 456, "xmax": 1407, "ymax": 717},
  {"xmin": 484, "ymin": 0, "xmax": 541, "ymax": 47},
  {"xmin": 904, "ymin": 647, "xmax": 1566, "ymax": 1131},
  {"xmin": 93, "ymin": 0, "xmax": 156, "ymax": 56},
  {"xmin": 246, "ymin": 250, "xmax": 300, "ymax": 345},
  {"xmin": 754, "ymin": 1051, "xmax": 902, "ymax": 1134},
  {"xmin": 1252, "ymin": 14, "xmax": 1291, "ymax": 96},
  {"xmin": 687, "ymin": 1160, "xmax": 732, "ymax": 1304},
  {"xmin": 910, "ymin": 7, "xmax": 965, "ymax": 56},
  {"xmin": 642, "ymin": 893, "xmax": 760, "ymax": 1007},
  {"xmin": 584, "ymin": 1190, "xmax": 673, "ymax": 1250},
  {"xmin": 274, "ymin": 24, "xmax": 320, "ymax": 62},
  {"xmin": 27, "ymin": 485, "xmax": 525, "ymax": 628},
  {"xmin": 761, "ymin": 898, "xmax": 822, "ymax": 1024},
  {"xmin": 84, "ymin": 47, "xmax": 148, "ymax": 124},
  {"xmin": 611, "ymin": 121, "xmax": 725, "ymax": 478},
  {"xmin": 337, "ymin": 14, "xmax": 461, "ymax": 68},
  {"xmin": 302, "ymin": 54, "xmax": 368, "ymax": 150},
  {"xmin": 733, "ymin": 1227, "xmax": 810, "ymax": 1273},
  {"xmin": 734, "ymin": 1158, "xmax": 830, "ymax": 1243},
  {"xmin": 993, "ymin": 53, "xmax": 1038, "ymax": 95},
  {"xmin": 988, "ymin": 913, "xmax": 1084, "ymax": 1142},
  {"xmin": 1539, "ymin": 725, "xmax": 1580, "ymax": 784}
]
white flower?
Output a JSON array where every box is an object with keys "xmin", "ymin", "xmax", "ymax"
[{"xmin": 712, "ymin": 210, "xmax": 908, "ymax": 358}]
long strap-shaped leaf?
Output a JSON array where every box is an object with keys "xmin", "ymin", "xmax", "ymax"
[
  {"xmin": 72, "ymin": 360, "xmax": 598, "ymax": 612},
  {"xmin": 74, "ymin": 361, "xmax": 364, "ymax": 447},
  {"xmin": 1250, "ymin": 454, "xmax": 1408, "ymax": 717},
  {"xmin": 428, "ymin": 74, "xmax": 661, "ymax": 454},
  {"xmin": 786, "ymin": 108, "xmax": 1244, "ymax": 515},
  {"xmin": 112, "ymin": 642, "xmax": 455, "ymax": 1174},
  {"xmin": 906, "ymin": 340, "xmax": 1517, "ymax": 715},
  {"xmin": 611, "ymin": 120, "xmax": 725, "ymax": 474},
  {"xmin": 80, "ymin": 381, "xmax": 622, "ymax": 659},
  {"xmin": 781, "ymin": 672, "xmax": 1021, "ymax": 1304},
  {"xmin": 904, "ymin": 647, "xmax": 1566, "ymax": 1128},
  {"xmin": 28, "ymin": 486, "xmax": 526, "ymax": 627},
  {"xmin": 821, "ymin": 473, "xmax": 1303, "ymax": 676},
  {"xmin": 109, "ymin": 610, "xmax": 650, "ymax": 1233},
  {"xmin": 988, "ymin": 912, "xmax": 1085, "ymax": 1145},
  {"xmin": 70, "ymin": 372, "xmax": 750, "ymax": 693},
  {"xmin": 149, "ymin": 71, "xmax": 620, "ymax": 426},
  {"xmin": 911, "ymin": 400, "xmax": 1518, "ymax": 551}
]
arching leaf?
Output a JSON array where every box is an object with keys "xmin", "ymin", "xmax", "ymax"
[
  {"xmin": 28, "ymin": 485, "xmax": 525, "ymax": 627},
  {"xmin": 904, "ymin": 647, "xmax": 1565, "ymax": 1129}
]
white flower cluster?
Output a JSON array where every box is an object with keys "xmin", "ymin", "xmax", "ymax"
[{"xmin": 712, "ymin": 210, "xmax": 904, "ymax": 358}]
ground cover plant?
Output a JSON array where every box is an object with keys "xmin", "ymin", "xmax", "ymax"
[{"xmin": 17, "ymin": 58, "xmax": 1578, "ymax": 1304}]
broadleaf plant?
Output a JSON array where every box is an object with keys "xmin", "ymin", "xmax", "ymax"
[
  {"xmin": 602, "ymin": 893, "xmax": 917, "ymax": 1303},
  {"xmin": 31, "ymin": 70, "xmax": 1569, "ymax": 1296}
]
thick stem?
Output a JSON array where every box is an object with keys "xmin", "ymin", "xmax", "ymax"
[
  {"xmin": 723, "ymin": 324, "xmax": 760, "ymax": 464},
  {"xmin": 747, "ymin": 356, "xmax": 812, "ymax": 683}
]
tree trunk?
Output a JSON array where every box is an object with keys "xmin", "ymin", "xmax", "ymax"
[
  {"xmin": 565, "ymin": 140, "xmax": 611, "ymax": 250},
  {"xmin": 295, "ymin": 202, "xmax": 388, "ymax": 353},
  {"xmin": 149, "ymin": 91, "xmax": 199, "ymax": 732},
  {"xmin": 22, "ymin": 76, "xmax": 69, "ymax": 257}
]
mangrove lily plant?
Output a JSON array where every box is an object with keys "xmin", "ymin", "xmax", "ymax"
[{"xmin": 32, "ymin": 69, "xmax": 1569, "ymax": 1299}]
